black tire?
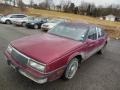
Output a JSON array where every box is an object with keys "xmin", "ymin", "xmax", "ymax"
[
  {"xmin": 98, "ymin": 43, "xmax": 107, "ymax": 54},
  {"xmin": 22, "ymin": 22, "xmax": 26, "ymax": 27},
  {"xmin": 63, "ymin": 58, "xmax": 79, "ymax": 80},
  {"xmin": 34, "ymin": 24, "xmax": 39, "ymax": 29},
  {"xmin": 6, "ymin": 20, "xmax": 11, "ymax": 24}
]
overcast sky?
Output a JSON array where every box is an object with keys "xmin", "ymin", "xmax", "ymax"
[{"xmin": 23, "ymin": 0, "xmax": 120, "ymax": 6}]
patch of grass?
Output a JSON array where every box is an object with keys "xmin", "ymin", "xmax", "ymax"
[{"xmin": 0, "ymin": 7, "xmax": 26, "ymax": 15}]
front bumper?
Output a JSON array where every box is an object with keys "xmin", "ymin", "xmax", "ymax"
[
  {"xmin": 5, "ymin": 51, "xmax": 48, "ymax": 84},
  {"xmin": 0, "ymin": 20, "xmax": 5, "ymax": 23},
  {"xmin": 41, "ymin": 27, "xmax": 50, "ymax": 31},
  {"xmin": 19, "ymin": 69, "xmax": 47, "ymax": 84},
  {"xmin": 26, "ymin": 24, "xmax": 35, "ymax": 29}
]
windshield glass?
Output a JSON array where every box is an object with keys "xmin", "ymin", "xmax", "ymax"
[{"xmin": 48, "ymin": 23, "xmax": 88, "ymax": 41}]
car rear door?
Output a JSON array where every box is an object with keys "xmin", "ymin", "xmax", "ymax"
[
  {"xmin": 10, "ymin": 15, "xmax": 17, "ymax": 21},
  {"xmin": 15, "ymin": 15, "xmax": 27, "ymax": 21},
  {"xmin": 96, "ymin": 27, "xmax": 106, "ymax": 50}
]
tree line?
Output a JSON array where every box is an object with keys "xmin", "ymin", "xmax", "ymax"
[{"xmin": 1, "ymin": 0, "xmax": 120, "ymax": 17}]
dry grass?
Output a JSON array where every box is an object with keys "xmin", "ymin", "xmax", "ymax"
[{"xmin": 0, "ymin": 7, "xmax": 24, "ymax": 15}]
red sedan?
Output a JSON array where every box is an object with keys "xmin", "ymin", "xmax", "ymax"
[{"xmin": 5, "ymin": 22, "xmax": 108, "ymax": 84}]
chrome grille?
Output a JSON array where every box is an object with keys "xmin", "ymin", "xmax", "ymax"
[{"xmin": 11, "ymin": 49, "xmax": 28, "ymax": 65}]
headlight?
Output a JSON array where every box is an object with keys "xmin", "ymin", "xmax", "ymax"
[
  {"xmin": 29, "ymin": 60, "xmax": 45, "ymax": 72},
  {"xmin": 7, "ymin": 45, "xmax": 13, "ymax": 53}
]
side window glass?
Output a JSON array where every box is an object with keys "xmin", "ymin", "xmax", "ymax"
[
  {"xmin": 10, "ymin": 15, "xmax": 16, "ymax": 18},
  {"xmin": 16, "ymin": 15, "xmax": 26, "ymax": 18},
  {"xmin": 88, "ymin": 27, "xmax": 97, "ymax": 40},
  {"xmin": 97, "ymin": 28, "xmax": 105, "ymax": 38}
]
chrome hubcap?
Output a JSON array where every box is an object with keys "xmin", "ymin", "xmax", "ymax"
[
  {"xmin": 7, "ymin": 21, "xmax": 10, "ymax": 24},
  {"xmin": 66, "ymin": 60, "xmax": 78, "ymax": 79}
]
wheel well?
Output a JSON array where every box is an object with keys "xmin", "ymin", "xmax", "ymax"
[
  {"xmin": 75, "ymin": 55, "xmax": 82, "ymax": 63},
  {"xmin": 106, "ymin": 41, "xmax": 108, "ymax": 44},
  {"xmin": 6, "ymin": 19, "xmax": 11, "ymax": 22},
  {"xmin": 5, "ymin": 19, "xmax": 11, "ymax": 23},
  {"xmin": 104, "ymin": 41, "xmax": 108, "ymax": 46}
]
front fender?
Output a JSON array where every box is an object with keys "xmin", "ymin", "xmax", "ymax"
[{"xmin": 67, "ymin": 52, "xmax": 85, "ymax": 65}]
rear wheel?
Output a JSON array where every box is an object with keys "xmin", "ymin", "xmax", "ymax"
[
  {"xmin": 22, "ymin": 22, "xmax": 26, "ymax": 27},
  {"xmin": 63, "ymin": 58, "xmax": 79, "ymax": 80},
  {"xmin": 34, "ymin": 24, "xmax": 39, "ymax": 29},
  {"xmin": 98, "ymin": 43, "xmax": 107, "ymax": 54}
]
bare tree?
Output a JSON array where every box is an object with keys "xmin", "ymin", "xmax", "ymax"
[
  {"xmin": 4, "ymin": 0, "xmax": 11, "ymax": 5},
  {"xmin": 45, "ymin": 0, "xmax": 49, "ymax": 9},
  {"xmin": 63, "ymin": 0, "xmax": 71, "ymax": 12},
  {"xmin": 13, "ymin": 0, "xmax": 16, "ymax": 6},
  {"xmin": 30, "ymin": 0, "xmax": 34, "ymax": 7},
  {"xmin": 17, "ymin": 0, "xmax": 26, "ymax": 11}
]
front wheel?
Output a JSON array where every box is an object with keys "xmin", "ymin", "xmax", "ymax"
[
  {"xmin": 6, "ymin": 20, "xmax": 11, "ymax": 24},
  {"xmin": 63, "ymin": 58, "xmax": 79, "ymax": 80}
]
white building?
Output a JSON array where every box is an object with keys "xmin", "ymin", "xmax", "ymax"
[{"xmin": 105, "ymin": 14, "xmax": 116, "ymax": 22}]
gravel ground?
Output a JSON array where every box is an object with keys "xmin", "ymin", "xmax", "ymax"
[{"xmin": 0, "ymin": 24, "xmax": 120, "ymax": 90}]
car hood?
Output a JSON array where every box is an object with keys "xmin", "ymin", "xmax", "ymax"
[
  {"xmin": 11, "ymin": 34, "xmax": 82, "ymax": 64},
  {"xmin": 43, "ymin": 23, "xmax": 56, "ymax": 27}
]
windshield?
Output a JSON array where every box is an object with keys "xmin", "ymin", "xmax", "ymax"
[{"xmin": 48, "ymin": 23, "xmax": 88, "ymax": 41}]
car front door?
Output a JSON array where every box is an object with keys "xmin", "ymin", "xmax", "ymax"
[
  {"xmin": 14, "ymin": 15, "xmax": 26, "ymax": 21},
  {"xmin": 85, "ymin": 27, "xmax": 98, "ymax": 59},
  {"xmin": 10, "ymin": 15, "xmax": 17, "ymax": 21},
  {"xmin": 96, "ymin": 27, "xmax": 106, "ymax": 50}
]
